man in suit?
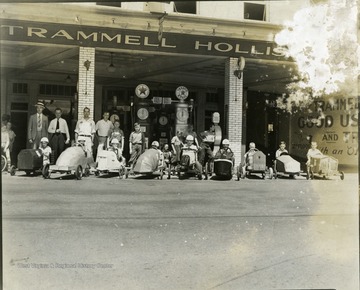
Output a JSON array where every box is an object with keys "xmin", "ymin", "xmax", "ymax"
[
  {"xmin": 48, "ymin": 107, "xmax": 70, "ymax": 162},
  {"xmin": 28, "ymin": 101, "xmax": 49, "ymax": 149}
]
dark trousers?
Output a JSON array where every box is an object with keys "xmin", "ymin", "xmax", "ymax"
[
  {"xmin": 129, "ymin": 144, "xmax": 143, "ymax": 167},
  {"xmin": 50, "ymin": 133, "xmax": 66, "ymax": 162},
  {"xmin": 198, "ymin": 142, "xmax": 213, "ymax": 167}
]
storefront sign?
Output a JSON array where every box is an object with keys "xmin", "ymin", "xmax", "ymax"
[
  {"xmin": 0, "ymin": 19, "xmax": 289, "ymax": 60},
  {"xmin": 290, "ymin": 96, "xmax": 358, "ymax": 166}
]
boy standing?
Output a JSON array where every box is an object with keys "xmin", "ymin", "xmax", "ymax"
[{"xmin": 128, "ymin": 123, "xmax": 145, "ymax": 168}]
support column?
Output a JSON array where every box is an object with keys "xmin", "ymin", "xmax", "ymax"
[
  {"xmin": 196, "ymin": 90, "xmax": 206, "ymax": 132},
  {"xmin": 78, "ymin": 47, "xmax": 95, "ymax": 118},
  {"xmin": 224, "ymin": 57, "xmax": 244, "ymax": 166}
]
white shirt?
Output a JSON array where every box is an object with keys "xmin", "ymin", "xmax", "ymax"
[
  {"xmin": 95, "ymin": 119, "xmax": 113, "ymax": 137},
  {"xmin": 75, "ymin": 118, "xmax": 96, "ymax": 136},
  {"xmin": 48, "ymin": 117, "xmax": 70, "ymax": 140}
]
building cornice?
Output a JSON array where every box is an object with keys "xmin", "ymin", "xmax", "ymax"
[{"xmin": 0, "ymin": 3, "xmax": 283, "ymax": 41}]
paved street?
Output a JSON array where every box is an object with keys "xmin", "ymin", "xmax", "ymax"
[{"xmin": 2, "ymin": 172, "xmax": 359, "ymax": 290}]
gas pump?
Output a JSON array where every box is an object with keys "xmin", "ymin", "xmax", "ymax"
[
  {"xmin": 174, "ymin": 86, "xmax": 190, "ymax": 136},
  {"xmin": 156, "ymin": 112, "xmax": 171, "ymax": 147},
  {"xmin": 212, "ymin": 112, "xmax": 222, "ymax": 153},
  {"xmin": 109, "ymin": 96, "xmax": 120, "ymax": 123},
  {"xmin": 134, "ymin": 84, "xmax": 151, "ymax": 149}
]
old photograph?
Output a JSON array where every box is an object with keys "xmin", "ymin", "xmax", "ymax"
[{"xmin": 1, "ymin": 0, "xmax": 359, "ymax": 289}]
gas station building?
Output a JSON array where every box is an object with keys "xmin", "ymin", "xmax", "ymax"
[{"xmin": 1, "ymin": 1, "xmax": 357, "ymax": 169}]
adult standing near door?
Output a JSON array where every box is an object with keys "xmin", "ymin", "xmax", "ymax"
[
  {"xmin": 48, "ymin": 108, "xmax": 70, "ymax": 162},
  {"xmin": 95, "ymin": 111, "xmax": 113, "ymax": 150},
  {"xmin": 28, "ymin": 101, "xmax": 48, "ymax": 149},
  {"xmin": 75, "ymin": 107, "xmax": 96, "ymax": 155}
]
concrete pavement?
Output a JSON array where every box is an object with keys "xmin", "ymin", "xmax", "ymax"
[{"xmin": 1, "ymin": 172, "xmax": 359, "ymax": 290}]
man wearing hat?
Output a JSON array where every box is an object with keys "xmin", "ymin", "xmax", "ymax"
[{"xmin": 27, "ymin": 101, "xmax": 49, "ymax": 149}]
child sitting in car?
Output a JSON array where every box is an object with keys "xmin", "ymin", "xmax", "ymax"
[
  {"xmin": 108, "ymin": 138, "xmax": 125, "ymax": 164},
  {"xmin": 306, "ymin": 141, "xmax": 323, "ymax": 165},
  {"xmin": 180, "ymin": 135, "xmax": 202, "ymax": 177},
  {"xmin": 39, "ymin": 137, "xmax": 52, "ymax": 166},
  {"xmin": 214, "ymin": 139, "xmax": 235, "ymax": 167}
]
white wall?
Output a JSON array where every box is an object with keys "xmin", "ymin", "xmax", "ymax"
[{"xmin": 198, "ymin": 1, "xmax": 311, "ymax": 25}]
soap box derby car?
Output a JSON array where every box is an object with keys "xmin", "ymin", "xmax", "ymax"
[
  {"xmin": 42, "ymin": 142, "xmax": 94, "ymax": 180},
  {"xmin": 132, "ymin": 148, "xmax": 168, "ymax": 179},
  {"xmin": 307, "ymin": 155, "xmax": 344, "ymax": 180},
  {"xmin": 273, "ymin": 153, "xmax": 304, "ymax": 179},
  {"xmin": 176, "ymin": 149, "xmax": 202, "ymax": 180},
  {"xmin": 237, "ymin": 150, "xmax": 273, "ymax": 180},
  {"xmin": 10, "ymin": 149, "xmax": 44, "ymax": 176},
  {"xmin": 213, "ymin": 159, "xmax": 233, "ymax": 180},
  {"xmin": 95, "ymin": 149, "xmax": 126, "ymax": 178}
]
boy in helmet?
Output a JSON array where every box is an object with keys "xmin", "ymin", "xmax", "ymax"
[
  {"xmin": 215, "ymin": 139, "xmax": 235, "ymax": 167},
  {"xmin": 242, "ymin": 142, "xmax": 258, "ymax": 173},
  {"xmin": 39, "ymin": 137, "xmax": 52, "ymax": 166},
  {"xmin": 180, "ymin": 135, "xmax": 202, "ymax": 178},
  {"xmin": 150, "ymin": 141, "xmax": 164, "ymax": 169},
  {"xmin": 108, "ymin": 138, "xmax": 125, "ymax": 163}
]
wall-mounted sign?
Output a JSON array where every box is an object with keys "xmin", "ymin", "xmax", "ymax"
[
  {"xmin": 290, "ymin": 96, "xmax": 358, "ymax": 166},
  {"xmin": 175, "ymin": 86, "xmax": 189, "ymax": 101},
  {"xmin": 152, "ymin": 97, "xmax": 162, "ymax": 104},
  {"xmin": 0, "ymin": 19, "xmax": 290, "ymax": 60},
  {"xmin": 135, "ymin": 84, "xmax": 150, "ymax": 99}
]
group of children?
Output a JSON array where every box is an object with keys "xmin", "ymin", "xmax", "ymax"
[{"xmin": 241, "ymin": 140, "xmax": 324, "ymax": 173}]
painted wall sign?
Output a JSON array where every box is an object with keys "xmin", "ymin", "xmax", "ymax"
[
  {"xmin": 0, "ymin": 19, "xmax": 289, "ymax": 60},
  {"xmin": 290, "ymin": 96, "xmax": 358, "ymax": 166}
]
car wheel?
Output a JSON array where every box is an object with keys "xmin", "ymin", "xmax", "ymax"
[
  {"xmin": 340, "ymin": 171, "xmax": 345, "ymax": 180},
  {"xmin": 1, "ymin": 155, "xmax": 7, "ymax": 172},
  {"xmin": 42, "ymin": 164, "xmax": 50, "ymax": 179},
  {"xmin": 75, "ymin": 165, "xmax": 83, "ymax": 180}
]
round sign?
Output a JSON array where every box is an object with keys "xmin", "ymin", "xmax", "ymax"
[
  {"xmin": 175, "ymin": 86, "xmax": 189, "ymax": 100},
  {"xmin": 137, "ymin": 108, "xmax": 149, "ymax": 120},
  {"xmin": 176, "ymin": 108, "xmax": 189, "ymax": 122},
  {"xmin": 135, "ymin": 84, "xmax": 150, "ymax": 99},
  {"xmin": 158, "ymin": 115, "xmax": 168, "ymax": 126}
]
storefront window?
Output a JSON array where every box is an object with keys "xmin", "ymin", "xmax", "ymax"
[
  {"xmin": 12, "ymin": 83, "xmax": 28, "ymax": 94},
  {"xmin": 244, "ymin": 3, "xmax": 266, "ymax": 21},
  {"xmin": 96, "ymin": 2, "xmax": 121, "ymax": 8},
  {"xmin": 174, "ymin": 1, "xmax": 196, "ymax": 14}
]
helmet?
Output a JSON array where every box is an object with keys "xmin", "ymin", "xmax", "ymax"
[
  {"xmin": 222, "ymin": 139, "xmax": 230, "ymax": 145},
  {"xmin": 110, "ymin": 138, "xmax": 119, "ymax": 145},
  {"xmin": 40, "ymin": 137, "xmax": 49, "ymax": 143},
  {"xmin": 151, "ymin": 141, "xmax": 159, "ymax": 148},
  {"xmin": 185, "ymin": 135, "xmax": 194, "ymax": 141}
]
